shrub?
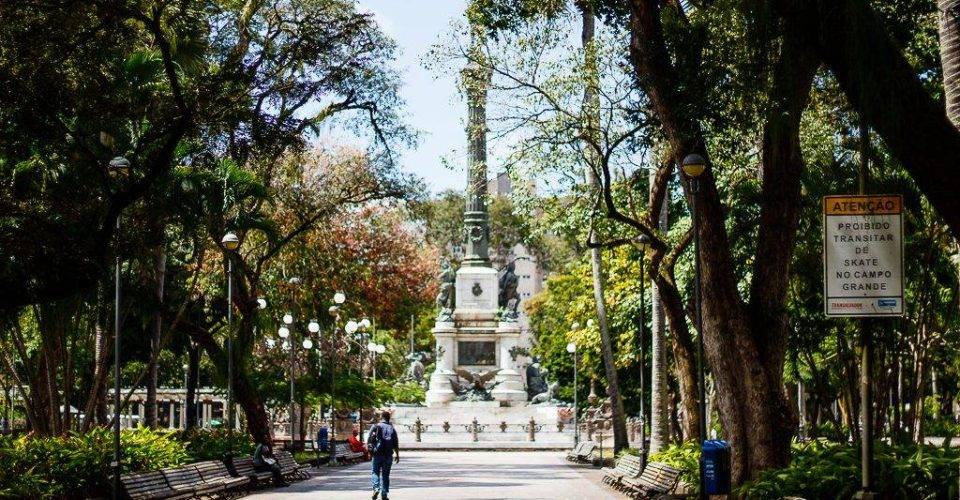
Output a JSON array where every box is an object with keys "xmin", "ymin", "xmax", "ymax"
[
  {"xmin": 0, "ymin": 427, "xmax": 188, "ymax": 498},
  {"xmin": 179, "ymin": 427, "xmax": 255, "ymax": 461},
  {"xmin": 737, "ymin": 440, "xmax": 960, "ymax": 499},
  {"xmin": 387, "ymin": 381, "xmax": 426, "ymax": 405},
  {"xmin": 649, "ymin": 441, "xmax": 701, "ymax": 492}
]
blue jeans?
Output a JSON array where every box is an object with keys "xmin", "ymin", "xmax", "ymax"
[{"xmin": 371, "ymin": 455, "xmax": 393, "ymax": 496}]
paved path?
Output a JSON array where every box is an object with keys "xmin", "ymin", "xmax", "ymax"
[{"xmin": 247, "ymin": 451, "xmax": 620, "ymax": 500}]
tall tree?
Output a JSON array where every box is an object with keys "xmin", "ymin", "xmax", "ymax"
[
  {"xmin": 579, "ymin": 0, "xmax": 629, "ymax": 452},
  {"xmin": 621, "ymin": 0, "xmax": 818, "ymax": 481},
  {"xmin": 647, "ymin": 167, "xmax": 670, "ymax": 453}
]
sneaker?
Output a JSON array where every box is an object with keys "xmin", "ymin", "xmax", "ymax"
[{"xmin": 372, "ymin": 491, "xmax": 379, "ymax": 500}]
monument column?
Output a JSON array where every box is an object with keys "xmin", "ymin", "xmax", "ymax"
[
  {"xmin": 461, "ymin": 24, "xmax": 492, "ymax": 268},
  {"xmin": 454, "ymin": 27, "xmax": 499, "ymax": 319}
]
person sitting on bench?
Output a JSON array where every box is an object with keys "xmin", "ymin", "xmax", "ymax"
[
  {"xmin": 253, "ymin": 442, "xmax": 288, "ymax": 487},
  {"xmin": 348, "ymin": 428, "xmax": 371, "ymax": 461}
]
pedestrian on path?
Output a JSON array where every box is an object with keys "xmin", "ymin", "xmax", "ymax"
[{"xmin": 367, "ymin": 410, "xmax": 400, "ymax": 500}]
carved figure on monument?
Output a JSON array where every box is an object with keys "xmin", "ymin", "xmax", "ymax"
[
  {"xmin": 530, "ymin": 381, "xmax": 560, "ymax": 405},
  {"xmin": 436, "ymin": 258, "xmax": 456, "ymax": 321},
  {"xmin": 498, "ymin": 260, "xmax": 520, "ymax": 321},
  {"xmin": 404, "ymin": 353, "xmax": 426, "ymax": 387},
  {"xmin": 525, "ymin": 359, "xmax": 548, "ymax": 400},
  {"xmin": 450, "ymin": 368, "xmax": 501, "ymax": 402}
]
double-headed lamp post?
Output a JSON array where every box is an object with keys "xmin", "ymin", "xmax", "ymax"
[
  {"xmin": 328, "ymin": 292, "xmax": 346, "ymax": 453},
  {"xmin": 567, "ymin": 336, "xmax": 580, "ymax": 446},
  {"xmin": 366, "ymin": 342, "xmax": 386, "ymax": 382},
  {"xmin": 108, "ymin": 156, "xmax": 130, "ymax": 500},
  {"xmin": 682, "ymin": 153, "xmax": 707, "ymax": 499},
  {"xmin": 221, "ymin": 231, "xmax": 239, "ymax": 456}
]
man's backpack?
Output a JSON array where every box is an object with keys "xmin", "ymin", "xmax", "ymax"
[{"xmin": 368, "ymin": 423, "xmax": 395, "ymax": 455}]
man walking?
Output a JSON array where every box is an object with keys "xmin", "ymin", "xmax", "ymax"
[{"xmin": 367, "ymin": 410, "xmax": 400, "ymax": 500}]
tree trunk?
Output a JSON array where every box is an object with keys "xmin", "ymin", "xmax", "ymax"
[
  {"xmin": 655, "ymin": 270, "xmax": 701, "ymax": 442},
  {"xmin": 648, "ymin": 168, "xmax": 670, "ymax": 453},
  {"xmin": 82, "ymin": 311, "xmax": 110, "ymax": 430},
  {"xmin": 892, "ymin": 346, "xmax": 903, "ymax": 443},
  {"xmin": 580, "ymin": 3, "xmax": 629, "ymax": 453},
  {"xmin": 146, "ymin": 243, "xmax": 166, "ymax": 428},
  {"xmin": 191, "ymin": 308, "xmax": 273, "ymax": 444},
  {"xmin": 62, "ymin": 333, "xmax": 75, "ymax": 433},
  {"xmin": 911, "ymin": 351, "xmax": 927, "ymax": 443},
  {"xmin": 940, "ymin": 0, "xmax": 960, "ymax": 126}
]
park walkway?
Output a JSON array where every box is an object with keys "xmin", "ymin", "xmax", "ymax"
[{"xmin": 247, "ymin": 451, "xmax": 619, "ymax": 499}]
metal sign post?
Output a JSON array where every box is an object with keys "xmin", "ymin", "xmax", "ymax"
[{"xmin": 823, "ymin": 192, "xmax": 903, "ymax": 498}]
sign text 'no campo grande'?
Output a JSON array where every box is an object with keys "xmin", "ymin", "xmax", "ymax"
[{"xmin": 822, "ymin": 195, "xmax": 904, "ymax": 317}]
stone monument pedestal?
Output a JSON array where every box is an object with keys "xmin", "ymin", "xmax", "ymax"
[
  {"xmin": 426, "ymin": 261, "xmax": 529, "ymax": 407},
  {"xmin": 426, "ymin": 324, "xmax": 457, "ymax": 406},
  {"xmin": 491, "ymin": 322, "xmax": 527, "ymax": 404}
]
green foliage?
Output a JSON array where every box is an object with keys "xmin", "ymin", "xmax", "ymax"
[
  {"xmin": 180, "ymin": 428, "xmax": 254, "ymax": 461},
  {"xmin": 386, "ymin": 381, "xmax": 426, "ymax": 405},
  {"xmin": 649, "ymin": 441, "xmax": 701, "ymax": 492},
  {"xmin": 527, "ymin": 245, "xmax": 647, "ymax": 413},
  {"xmin": 737, "ymin": 441, "xmax": 960, "ymax": 499},
  {"xmin": 416, "ymin": 190, "xmax": 571, "ymax": 272},
  {"xmin": 0, "ymin": 427, "xmax": 188, "ymax": 498}
]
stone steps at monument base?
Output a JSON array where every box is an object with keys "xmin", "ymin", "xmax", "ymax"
[{"xmin": 386, "ymin": 404, "xmax": 575, "ymax": 450}]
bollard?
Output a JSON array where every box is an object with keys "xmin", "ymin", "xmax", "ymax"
[
  {"xmin": 500, "ymin": 421, "xmax": 508, "ymax": 433},
  {"xmin": 414, "ymin": 417, "xmax": 423, "ymax": 442},
  {"xmin": 471, "ymin": 418, "xmax": 479, "ymax": 442},
  {"xmin": 528, "ymin": 417, "xmax": 536, "ymax": 442},
  {"xmin": 442, "ymin": 421, "xmax": 450, "ymax": 433}
]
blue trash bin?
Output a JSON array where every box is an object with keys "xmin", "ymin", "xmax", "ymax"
[
  {"xmin": 701, "ymin": 440, "xmax": 731, "ymax": 495},
  {"xmin": 317, "ymin": 426, "xmax": 329, "ymax": 453}
]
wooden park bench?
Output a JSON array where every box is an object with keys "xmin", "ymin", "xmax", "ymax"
[
  {"xmin": 331, "ymin": 441, "xmax": 364, "ymax": 464},
  {"xmin": 230, "ymin": 455, "xmax": 275, "ymax": 486},
  {"xmin": 601, "ymin": 453, "xmax": 644, "ymax": 491},
  {"xmin": 121, "ymin": 470, "xmax": 194, "ymax": 500},
  {"xmin": 622, "ymin": 461, "xmax": 682, "ymax": 499},
  {"xmin": 587, "ymin": 444, "xmax": 613, "ymax": 467},
  {"xmin": 275, "ymin": 450, "xmax": 312, "ymax": 480},
  {"xmin": 193, "ymin": 460, "xmax": 250, "ymax": 494},
  {"xmin": 566, "ymin": 441, "xmax": 597, "ymax": 464},
  {"xmin": 565, "ymin": 441, "xmax": 587, "ymax": 462},
  {"xmin": 161, "ymin": 465, "xmax": 224, "ymax": 498}
]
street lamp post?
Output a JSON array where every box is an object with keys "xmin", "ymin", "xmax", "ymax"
[
  {"xmin": 567, "ymin": 323, "xmax": 579, "ymax": 446},
  {"xmin": 221, "ymin": 231, "xmax": 239, "ymax": 457},
  {"xmin": 635, "ymin": 234, "xmax": 650, "ymax": 462},
  {"xmin": 682, "ymin": 153, "xmax": 707, "ymax": 499},
  {"xmin": 282, "ymin": 312, "xmax": 296, "ymax": 447},
  {"xmin": 109, "ymin": 156, "xmax": 130, "ymax": 500},
  {"xmin": 328, "ymin": 292, "xmax": 346, "ymax": 465}
]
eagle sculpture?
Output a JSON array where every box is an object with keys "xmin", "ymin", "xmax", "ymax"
[{"xmin": 450, "ymin": 369, "xmax": 501, "ymax": 401}]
